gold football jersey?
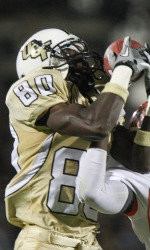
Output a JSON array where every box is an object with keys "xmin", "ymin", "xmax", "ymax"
[{"xmin": 5, "ymin": 69, "xmax": 99, "ymax": 237}]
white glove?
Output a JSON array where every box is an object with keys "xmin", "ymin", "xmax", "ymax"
[{"xmin": 108, "ymin": 36, "xmax": 147, "ymax": 77}]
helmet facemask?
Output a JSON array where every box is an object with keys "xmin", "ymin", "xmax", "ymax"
[
  {"xmin": 59, "ymin": 40, "xmax": 105, "ymax": 94},
  {"xmin": 66, "ymin": 49, "xmax": 105, "ymax": 97},
  {"xmin": 33, "ymin": 38, "xmax": 105, "ymax": 94}
]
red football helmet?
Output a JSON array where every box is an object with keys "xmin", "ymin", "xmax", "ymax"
[{"xmin": 129, "ymin": 102, "xmax": 147, "ymax": 130}]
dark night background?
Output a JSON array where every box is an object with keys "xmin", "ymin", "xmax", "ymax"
[{"xmin": 0, "ymin": 0, "xmax": 149, "ymax": 249}]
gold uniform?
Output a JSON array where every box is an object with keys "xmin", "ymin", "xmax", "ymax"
[{"xmin": 5, "ymin": 69, "xmax": 102, "ymax": 249}]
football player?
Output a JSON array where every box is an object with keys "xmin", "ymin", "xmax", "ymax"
[
  {"xmin": 76, "ymin": 49, "xmax": 150, "ymax": 249},
  {"xmin": 5, "ymin": 29, "xmax": 147, "ymax": 250}
]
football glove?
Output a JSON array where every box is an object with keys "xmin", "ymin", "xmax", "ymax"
[{"xmin": 108, "ymin": 36, "xmax": 147, "ymax": 77}]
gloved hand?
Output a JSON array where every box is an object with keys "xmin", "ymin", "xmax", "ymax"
[{"xmin": 108, "ymin": 36, "xmax": 147, "ymax": 78}]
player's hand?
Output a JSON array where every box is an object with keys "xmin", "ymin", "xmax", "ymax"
[{"xmin": 108, "ymin": 36, "xmax": 147, "ymax": 77}]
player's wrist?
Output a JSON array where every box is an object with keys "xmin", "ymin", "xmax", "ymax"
[
  {"xmin": 102, "ymin": 82, "xmax": 129, "ymax": 103},
  {"xmin": 115, "ymin": 61, "xmax": 134, "ymax": 70},
  {"xmin": 110, "ymin": 65, "xmax": 132, "ymax": 89}
]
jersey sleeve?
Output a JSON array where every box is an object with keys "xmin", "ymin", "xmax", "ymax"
[{"xmin": 6, "ymin": 69, "xmax": 70, "ymax": 128}]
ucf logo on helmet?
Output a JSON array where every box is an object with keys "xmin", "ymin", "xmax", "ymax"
[{"xmin": 22, "ymin": 40, "xmax": 52, "ymax": 61}]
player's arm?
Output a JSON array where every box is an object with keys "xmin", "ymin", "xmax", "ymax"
[
  {"xmin": 110, "ymin": 125, "xmax": 136, "ymax": 169},
  {"xmin": 47, "ymin": 91, "xmax": 125, "ymax": 140},
  {"xmin": 76, "ymin": 136, "xmax": 134, "ymax": 214},
  {"xmin": 111, "ymin": 48, "xmax": 150, "ymax": 172},
  {"xmin": 76, "ymin": 41, "xmax": 150, "ymax": 216},
  {"xmin": 132, "ymin": 116, "xmax": 150, "ymax": 173},
  {"xmin": 110, "ymin": 114, "xmax": 150, "ymax": 173},
  {"xmin": 45, "ymin": 37, "xmax": 146, "ymax": 140},
  {"xmin": 110, "ymin": 105, "xmax": 150, "ymax": 173},
  {"xmin": 132, "ymin": 50, "xmax": 150, "ymax": 172}
]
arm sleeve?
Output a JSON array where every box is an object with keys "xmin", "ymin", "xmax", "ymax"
[{"xmin": 76, "ymin": 148, "xmax": 131, "ymax": 214}]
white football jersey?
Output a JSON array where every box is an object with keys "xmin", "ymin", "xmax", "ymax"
[{"xmin": 107, "ymin": 167, "xmax": 150, "ymax": 249}]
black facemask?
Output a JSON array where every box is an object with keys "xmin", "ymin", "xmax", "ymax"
[{"xmin": 67, "ymin": 65, "xmax": 95, "ymax": 96}]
